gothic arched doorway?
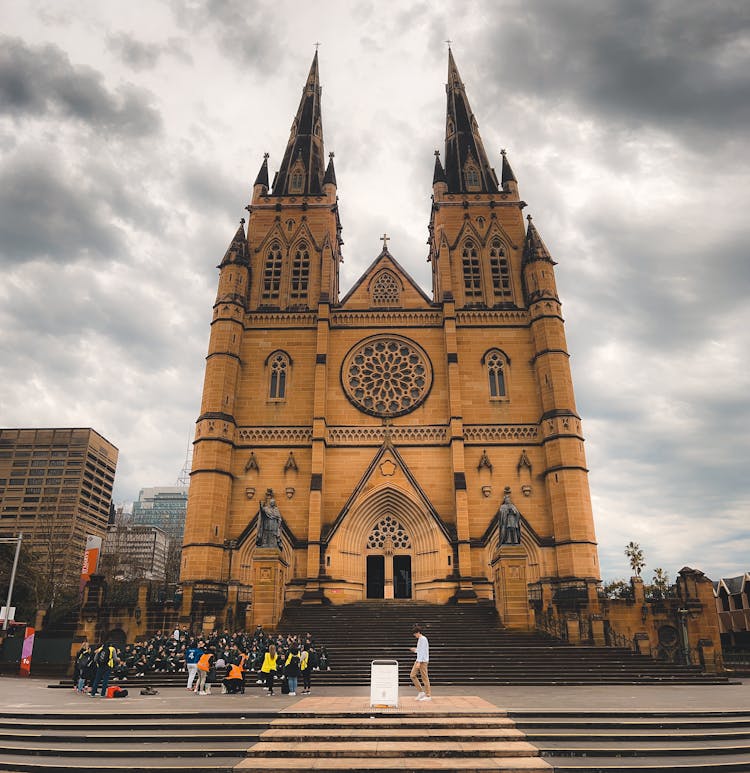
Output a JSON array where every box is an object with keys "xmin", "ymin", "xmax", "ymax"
[{"xmin": 366, "ymin": 514, "xmax": 412, "ymax": 599}]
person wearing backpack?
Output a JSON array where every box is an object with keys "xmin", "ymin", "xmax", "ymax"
[{"xmin": 90, "ymin": 642, "xmax": 118, "ymax": 698}]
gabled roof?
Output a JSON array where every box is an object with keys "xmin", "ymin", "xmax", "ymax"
[
  {"xmin": 323, "ymin": 440, "xmax": 454, "ymax": 545},
  {"xmin": 338, "ymin": 248, "xmax": 434, "ymax": 309}
]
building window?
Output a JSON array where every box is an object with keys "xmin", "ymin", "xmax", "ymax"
[
  {"xmin": 268, "ymin": 351, "xmax": 290, "ymax": 400},
  {"xmin": 367, "ymin": 515, "xmax": 411, "ymax": 550},
  {"xmin": 262, "ymin": 242, "xmax": 283, "ymax": 301},
  {"xmin": 290, "ymin": 241, "xmax": 311, "ymax": 301},
  {"xmin": 371, "ymin": 270, "xmax": 400, "ymax": 306},
  {"xmin": 462, "ymin": 240, "xmax": 482, "ymax": 300},
  {"xmin": 489, "ymin": 239, "xmax": 512, "ymax": 299},
  {"xmin": 289, "ymin": 161, "xmax": 305, "ymax": 194},
  {"xmin": 464, "ymin": 164, "xmax": 480, "ymax": 190},
  {"xmin": 485, "ymin": 349, "xmax": 508, "ymax": 399}
]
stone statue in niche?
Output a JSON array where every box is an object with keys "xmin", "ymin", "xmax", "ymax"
[
  {"xmin": 497, "ymin": 487, "xmax": 522, "ymax": 547},
  {"xmin": 256, "ymin": 489, "xmax": 283, "ymax": 550}
]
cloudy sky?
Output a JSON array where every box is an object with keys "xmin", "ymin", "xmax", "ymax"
[{"xmin": 2, "ymin": 1, "xmax": 749, "ymax": 582}]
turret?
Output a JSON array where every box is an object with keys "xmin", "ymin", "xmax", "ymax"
[
  {"xmin": 432, "ymin": 150, "xmax": 447, "ymax": 198},
  {"xmin": 500, "ymin": 149, "xmax": 518, "ymax": 196},
  {"xmin": 252, "ymin": 153, "xmax": 269, "ymax": 201}
]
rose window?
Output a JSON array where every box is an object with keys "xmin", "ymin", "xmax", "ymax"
[
  {"xmin": 367, "ymin": 515, "xmax": 411, "ymax": 550},
  {"xmin": 342, "ymin": 335, "xmax": 433, "ymax": 417}
]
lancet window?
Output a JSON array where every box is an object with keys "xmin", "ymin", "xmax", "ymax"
[
  {"xmin": 464, "ymin": 164, "xmax": 480, "ymax": 190},
  {"xmin": 489, "ymin": 239, "xmax": 512, "ymax": 299},
  {"xmin": 269, "ymin": 351, "xmax": 290, "ymax": 400},
  {"xmin": 261, "ymin": 243, "xmax": 283, "ymax": 301},
  {"xmin": 290, "ymin": 241, "xmax": 311, "ymax": 301},
  {"xmin": 485, "ymin": 349, "xmax": 508, "ymax": 399},
  {"xmin": 462, "ymin": 240, "xmax": 482, "ymax": 301}
]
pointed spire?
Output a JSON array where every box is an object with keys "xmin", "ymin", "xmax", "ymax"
[
  {"xmin": 219, "ymin": 219, "xmax": 249, "ymax": 267},
  {"xmin": 523, "ymin": 215, "xmax": 555, "ymax": 265},
  {"xmin": 323, "ymin": 151, "xmax": 337, "ymax": 187},
  {"xmin": 272, "ymin": 51, "xmax": 325, "ymax": 196},
  {"xmin": 432, "ymin": 149, "xmax": 447, "ymax": 185},
  {"xmin": 500, "ymin": 148, "xmax": 517, "ymax": 185},
  {"xmin": 444, "ymin": 49, "xmax": 498, "ymax": 194},
  {"xmin": 254, "ymin": 153, "xmax": 269, "ymax": 189}
]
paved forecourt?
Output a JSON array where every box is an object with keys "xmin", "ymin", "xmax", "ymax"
[{"xmin": 0, "ymin": 677, "xmax": 749, "ymax": 771}]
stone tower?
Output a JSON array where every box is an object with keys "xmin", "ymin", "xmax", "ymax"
[{"xmin": 180, "ymin": 50, "xmax": 600, "ymax": 631}]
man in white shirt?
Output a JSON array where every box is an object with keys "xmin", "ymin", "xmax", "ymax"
[{"xmin": 409, "ymin": 624, "xmax": 431, "ymax": 701}]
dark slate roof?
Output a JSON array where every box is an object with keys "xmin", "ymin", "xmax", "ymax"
[
  {"xmin": 219, "ymin": 220, "xmax": 248, "ymax": 267},
  {"xmin": 433, "ymin": 150, "xmax": 447, "ymax": 185},
  {"xmin": 523, "ymin": 216, "xmax": 555, "ymax": 265},
  {"xmin": 272, "ymin": 51, "xmax": 325, "ymax": 196},
  {"xmin": 323, "ymin": 152, "xmax": 337, "ymax": 186},
  {"xmin": 254, "ymin": 154, "xmax": 269, "ymax": 188},
  {"xmin": 443, "ymin": 48, "xmax": 498, "ymax": 195},
  {"xmin": 501, "ymin": 149, "xmax": 517, "ymax": 185}
]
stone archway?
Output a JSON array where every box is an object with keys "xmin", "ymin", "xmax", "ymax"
[{"xmin": 327, "ymin": 484, "xmax": 452, "ymax": 601}]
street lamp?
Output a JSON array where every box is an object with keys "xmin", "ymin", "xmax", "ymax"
[{"xmin": 1, "ymin": 533, "xmax": 23, "ymax": 632}]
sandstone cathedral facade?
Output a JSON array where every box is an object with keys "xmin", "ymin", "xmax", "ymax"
[{"xmin": 180, "ymin": 51, "xmax": 601, "ymax": 631}]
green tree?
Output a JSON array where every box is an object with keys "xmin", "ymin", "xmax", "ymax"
[{"xmin": 625, "ymin": 541, "xmax": 645, "ymax": 576}]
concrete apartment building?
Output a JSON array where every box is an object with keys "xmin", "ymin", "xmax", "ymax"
[{"xmin": 0, "ymin": 428, "xmax": 118, "ymax": 592}]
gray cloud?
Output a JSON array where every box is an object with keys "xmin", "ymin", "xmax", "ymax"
[
  {"xmin": 478, "ymin": 1, "xmax": 750, "ymax": 144},
  {"xmin": 107, "ymin": 33, "xmax": 194, "ymax": 70},
  {"xmin": 0, "ymin": 152, "xmax": 125, "ymax": 265},
  {"xmin": 0, "ymin": 35, "xmax": 161, "ymax": 136},
  {"xmin": 173, "ymin": 0, "xmax": 278, "ymax": 71}
]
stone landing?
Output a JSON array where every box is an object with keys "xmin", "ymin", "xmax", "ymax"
[{"xmin": 237, "ymin": 695, "xmax": 550, "ymax": 771}]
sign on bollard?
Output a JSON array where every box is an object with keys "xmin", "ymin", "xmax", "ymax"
[{"xmin": 370, "ymin": 659, "xmax": 399, "ymax": 708}]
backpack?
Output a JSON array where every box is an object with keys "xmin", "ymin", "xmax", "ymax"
[{"xmin": 96, "ymin": 648, "xmax": 109, "ymax": 667}]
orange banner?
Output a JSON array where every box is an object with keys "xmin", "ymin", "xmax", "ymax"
[{"xmin": 19, "ymin": 626, "xmax": 35, "ymax": 677}]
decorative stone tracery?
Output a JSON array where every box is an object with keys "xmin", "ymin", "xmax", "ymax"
[
  {"xmin": 342, "ymin": 335, "xmax": 433, "ymax": 417},
  {"xmin": 367, "ymin": 515, "xmax": 412, "ymax": 550}
]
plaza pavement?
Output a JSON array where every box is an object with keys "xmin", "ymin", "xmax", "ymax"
[{"xmin": 2, "ymin": 675, "xmax": 749, "ymax": 714}]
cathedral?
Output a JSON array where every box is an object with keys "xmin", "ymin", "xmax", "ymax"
[{"xmin": 180, "ymin": 50, "xmax": 601, "ymax": 631}]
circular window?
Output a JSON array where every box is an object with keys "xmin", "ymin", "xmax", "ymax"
[{"xmin": 341, "ymin": 335, "xmax": 433, "ymax": 417}]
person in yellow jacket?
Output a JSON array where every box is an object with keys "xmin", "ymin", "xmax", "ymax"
[
  {"xmin": 300, "ymin": 647, "xmax": 311, "ymax": 694},
  {"xmin": 195, "ymin": 650, "xmax": 215, "ymax": 695},
  {"xmin": 260, "ymin": 644, "xmax": 278, "ymax": 696},
  {"xmin": 222, "ymin": 663, "xmax": 244, "ymax": 694}
]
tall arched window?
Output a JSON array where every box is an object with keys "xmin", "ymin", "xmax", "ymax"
[
  {"xmin": 371, "ymin": 270, "xmax": 400, "ymax": 306},
  {"xmin": 262, "ymin": 242, "xmax": 282, "ymax": 301},
  {"xmin": 462, "ymin": 240, "xmax": 482, "ymax": 301},
  {"xmin": 290, "ymin": 241, "xmax": 311, "ymax": 302},
  {"xmin": 489, "ymin": 239, "xmax": 512, "ymax": 299},
  {"xmin": 289, "ymin": 161, "xmax": 305, "ymax": 194},
  {"xmin": 268, "ymin": 351, "xmax": 290, "ymax": 400},
  {"xmin": 485, "ymin": 349, "xmax": 508, "ymax": 399}
]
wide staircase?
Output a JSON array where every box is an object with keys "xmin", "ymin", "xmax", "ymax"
[
  {"xmin": 49, "ymin": 601, "xmax": 728, "ymax": 690},
  {"xmin": 2, "ymin": 705, "xmax": 750, "ymax": 771},
  {"xmin": 275, "ymin": 601, "xmax": 728, "ymax": 686}
]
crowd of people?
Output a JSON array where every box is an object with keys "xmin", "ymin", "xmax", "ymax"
[{"xmin": 73, "ymin": 625, "xmax": 330, "ymax": 698}]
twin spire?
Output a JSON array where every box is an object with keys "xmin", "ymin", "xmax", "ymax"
[{"xmin": 255, "ymin": 49, "xmax": 516, "ymax": 201}]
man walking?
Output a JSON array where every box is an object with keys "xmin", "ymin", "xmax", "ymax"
[{"xmin": 409, "ymin": 624, "xmax": 431, "ymax": 701}]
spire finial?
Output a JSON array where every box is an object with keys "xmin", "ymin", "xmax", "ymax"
[
  {"xmin": 380, "ymin": 233, "xmax": 390, "ymax": 250},
  {"xmin": 501, "ymin": 148, "xmax": 506, "ymax": 156},
  {"xmin": 263, "ymin": 152, "xmax": 269, "ymax": 160},
  {"xmin": 329, "ymin": 151, "xmax": 334, "ymax": 159},
  {"xmin": 240, "ymin": 217, "xmax": 245, "ymax": 225},
  {"xmin": 314, "ymin": 41, "xmax": 321, "ymax": 51},
  {"xmin": 445, "ymin": 39, "xmax": 452, "ymax": 48},
  {"xmin": 434, "ymin": 149, "xmax": 440, "ymax": 157},
  {"xmin": 527, "ymin": 214, "xmax": 533, "ymax": 223}
]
